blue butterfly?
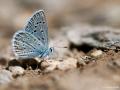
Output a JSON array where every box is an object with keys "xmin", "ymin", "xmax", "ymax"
[{"xmin": 12, "ymin": 10, "xmax": 54, "ymax": 59}]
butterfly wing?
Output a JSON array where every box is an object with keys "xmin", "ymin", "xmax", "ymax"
[
  {"xmin": 25, "ymin": 10, "xmax": 48, "ymax": 50},
  {"xmin": 12, "ymin": 30, "xmax": 45, "ymax": 58}
]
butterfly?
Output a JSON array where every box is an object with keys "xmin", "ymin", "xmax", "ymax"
[{"xmin": 12, "ymin": 10, "xmax": 54, "ymax": 59}]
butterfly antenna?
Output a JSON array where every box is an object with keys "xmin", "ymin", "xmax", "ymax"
[{"xmin": 54, "ymin": 45, "xmax": 68, "ymax": 48}]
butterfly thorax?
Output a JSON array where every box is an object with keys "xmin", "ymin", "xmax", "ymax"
[{"xmin": 39, "ymin": 47, "xmax": 54, "ymax": 58}]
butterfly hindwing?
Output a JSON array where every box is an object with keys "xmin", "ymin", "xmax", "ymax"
[
  {"xmin": 12, "ymin": 30, "xmax": 45, "ymax": 58},
  {"xmin": 25, "ymin": 10, "xmax": 48, "ymax": 49},
  {"xmin": 13, "ymin": 41, "xmax": 39, "ymax": 58}
]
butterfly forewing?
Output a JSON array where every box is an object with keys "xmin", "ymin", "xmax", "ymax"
[{"xmin": 25, "ymin": 10, "xmax": 48, "ymax": 49}]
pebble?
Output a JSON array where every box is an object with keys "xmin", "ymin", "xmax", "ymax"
[
  {"xmin": 40, "ymin": 60, "xmax": 59, "ymax": 72},
  {"xmin": 57, "ymin": 58, "xmax": 77, "ymax": 70},
  {"xmin": 90, "ymin": 50, "xmax": 103, "ymax": 57},
  {"xmin": 9, "ymin": 66, "xmax": 25, "ymax": 77},
  {"xmin": 40, "ymin": 58, "xmax": 77, "ymax": 72},
  {"xmin": 0, "ymin": 70, "xmax": 13, "ymax": 84},
  {"xmin": 0, "ymin": 57, "xmax": 7, "ymax": 66},
  {"xmin": 77, "ymin": 56, "xmax": 95, "ymax": 66}
]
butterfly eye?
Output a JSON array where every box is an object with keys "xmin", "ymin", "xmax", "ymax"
[
  {"xmin": 35, "ymin": 26, "xmax": 37, "ymax": 28},
  {"xmin": 50, "ymin": 48, "xmax": 53, "ymax": 52}
]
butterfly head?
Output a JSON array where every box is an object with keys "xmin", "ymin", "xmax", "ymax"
[{"xmin": 49, "ymin": 47, "xmax": 54, "ymax": 54}]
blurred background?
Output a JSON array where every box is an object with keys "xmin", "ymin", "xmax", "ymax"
[
  {"xmin": 0, "ymin": 1, "xmax": 120, "ymax": 33},
  {"xmin": 1, "ymin": 0, "xmax": 120, "ymax": 90},
  {"xmin": 1, "ymin": 0, "xmax": 120, "ymax": 51}
]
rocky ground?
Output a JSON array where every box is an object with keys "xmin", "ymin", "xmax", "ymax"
[{"xmin": 0, "ymin": 25, "xmax": 120, "ymax": 90}]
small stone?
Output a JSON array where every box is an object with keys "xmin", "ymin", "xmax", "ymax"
[
  {"xmin": 18, "ymin": 58, "xmax": 38, "ymax": 69},
  {"xmin": 57, "ymin": 58, "xmax": 77, "ymax": 70},
  {"xmin": 40, "ymin": 58, "xmax": 77, "ymax": 72},
  {"xmin": 0, "ymin": 70, "xmax": 13, "ymax": 84},
  {"xmin": 8, "ymin": 59, "xmax": 21, "ymax": 66},
  {"xmin": 77, "ymin": 56, "xmax": 95, "ymax": 66},
  {"xmin": 40, "ymin": 60, "xmax": 59, "ymax": 72},
  {"xmin": 90, "ymin": 50, "xmax": 103, "ymax": 57},
  {"xmin": 0, "ymin": 57, "xmax": 7, "ymax": 66},
  {"xmin": 9, "ymin": 66, "xmax": 25, "ymax": 77}
]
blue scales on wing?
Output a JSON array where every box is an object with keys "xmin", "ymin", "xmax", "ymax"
[
  {"xmin": 12, "ymin": 30, "xmax": 46, "ymax": 58},
  {"xmin": 25, "ymin": 10, "xmax": 48, "ymax": 50}
]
